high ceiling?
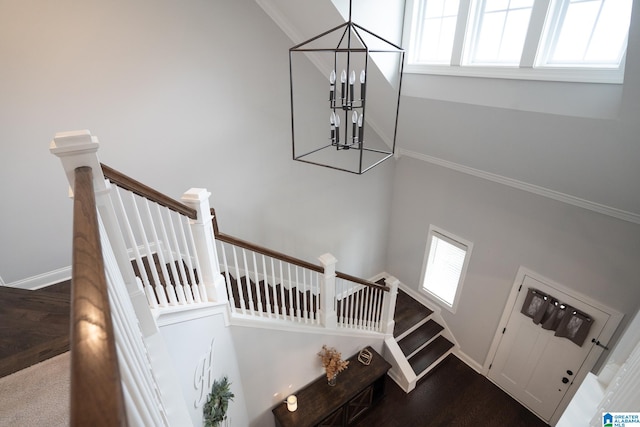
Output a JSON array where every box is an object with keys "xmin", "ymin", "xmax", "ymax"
[{"xmin": 257, "ymin": 0, "xmax": 640, "ymax": 225}]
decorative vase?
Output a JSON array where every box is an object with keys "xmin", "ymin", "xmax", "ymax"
[{"xmin": 328, "ymin": 374, "xmax": 337, "ymax": 387}]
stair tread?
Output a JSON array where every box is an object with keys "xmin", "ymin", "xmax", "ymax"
[
  {"xmin": 398, "ymin": 319, "xmax": 444, "ymax": 356},
  {"xmin": 409, "ymin": 335, "xmax": 454, "ymax": 376},
  {"xmin": 394, "ymin": 290, "xmax": 434, "ymax": 338}
]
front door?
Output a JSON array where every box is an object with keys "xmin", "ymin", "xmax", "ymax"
[{"xmin": 488, "ymin": 273, "xmax": 611, "ymax": 422}]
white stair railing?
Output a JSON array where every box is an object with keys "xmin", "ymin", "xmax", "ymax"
[
  {"xmin": 101, "ymin": 165, "xmax": 227, "ymax": 310},
  {"xmin": 212, "ymin": 214, "xmax": 397, "ymax": 334},
  {"xmin": 51, "ymin": 130, "xmax": 193, "ymax": 426},
  {"xmin": 215, "ymin": 239, "xmax": 322, "ymax": 325}
]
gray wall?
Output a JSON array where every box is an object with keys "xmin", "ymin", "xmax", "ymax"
[
  {"xmin": 0, "ymin": 0, "xmax": 394, "ymax": 284},
  {"xmin": 385, "ymin": 0, "xmax": 640, "ymax": 366},
  {"xmin": 386, "ymin": 156, "xmax": 640, "ymax": 366}
]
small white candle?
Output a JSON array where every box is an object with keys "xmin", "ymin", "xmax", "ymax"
[{"xmin": 286, "ymin": 395, "xmax": 298, "ymax": 412}]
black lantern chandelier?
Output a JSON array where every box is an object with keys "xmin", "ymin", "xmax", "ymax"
[{"xmin": 289, "ymin": 0, "xmax": 404, "ymax": 174}]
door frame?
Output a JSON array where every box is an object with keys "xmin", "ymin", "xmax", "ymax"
[{"xmin": 483, "ymin": 266, "xmax": 623, "ymax": 425}]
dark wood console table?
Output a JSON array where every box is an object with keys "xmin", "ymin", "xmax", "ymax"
[{"xmin": 272, "ymin": 346, "xmax": 391, "ymax": 427}]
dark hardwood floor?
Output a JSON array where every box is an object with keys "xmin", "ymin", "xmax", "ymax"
[
  {"xmin": 354, "ymin": 354, "xmax": 549, "ymax": 427},
  {"xmin": 0, "ymin": 280, "xmax": 71, "ymax": 377}
]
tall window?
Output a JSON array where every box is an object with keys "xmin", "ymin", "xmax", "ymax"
[
  {"xmin": 403, "ymin": 0, "xmax": 633, "ymax": 83},
  {"xmin": 468, "ymin": 0, "xmax": 535, "ymax": 65},
  {"xmin": 420, "ymin": 226, "xmax": 473, "ymax": 313}
]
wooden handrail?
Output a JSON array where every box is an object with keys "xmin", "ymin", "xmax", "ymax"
[
  {"xmin": 214, "ymin": 232, "xmax": 325, "ymax": 274},
  {"xmin": 336, "ymin": 271, "xmax": 389, "ymax": 292},
  {"xmin": 210, "ymin": 209, "xmax": 389, "ymax": 291},
  {"xmin": 101, "ymin": 163, "xmax": 197, "ymax": 219},
  {"xmin": 71, "ymin": 166, "xmax": 128, "ymax": 426}
]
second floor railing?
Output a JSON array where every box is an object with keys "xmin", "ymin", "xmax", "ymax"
[{"xmin": 212, "ymin": 210, "xmax": 398, "ymax": 334}]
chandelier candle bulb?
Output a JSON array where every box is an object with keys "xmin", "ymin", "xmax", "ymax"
[
  {"xmin": 286, "ymin": 395, "xmax": 297, "ymax": 412},
  {"xmin": 357, "ymin": 114, "xmax": 363, "ymax": 144},
  {"xmin": 360, "ymin": 70, "xmax": 366, "ymax": 101},
  {"xmin": 334, "ymin": 114, "xmax": 340, "ymax": 143},
  {"xmin": 330, "ymin": 112, "xmax": 336, "ymax": 142},
  {"xmin": 340, "ymin": 70, "xmax": 347, "ymax": 101},
  {"xmin": 329, "ymin": 70, "xmax": 336, "ymax": 103},
  {"xmin": 352, "ymin": 111, "xmax": 358, "ymax": 142},
  {"xmin": 349, "ymin": 70, "xmax": 356, "ymax": 103}
]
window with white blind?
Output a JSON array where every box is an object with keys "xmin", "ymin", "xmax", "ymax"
[
  {"xmin": 420, "ymin": 226, "xmax": 473, "ymax": 313},
  {"xmin": 403, "ymin": 0, "xmax": 633, "ymax": 83}
]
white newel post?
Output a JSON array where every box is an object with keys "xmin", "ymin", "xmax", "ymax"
[
  {"xmin": 381, "ymin": 276, "xmax": 400, "ymax": 336},
  {"xmin": 318, "ymin": 253, "xmax": 338, "ymax": 330},
  {"xmin": 50, "ymin": 130, "xmax": 159, "ymax": 337},
  {"xmin": 181, "ymin": 188, "xmax": 227, "ymax": 303}
]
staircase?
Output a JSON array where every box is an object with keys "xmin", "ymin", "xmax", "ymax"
[
  {"xmin": 223, "ymin": 271, "xmax": 456, "ymax": 394},
  {"xmin": 386, "ymin": 285, "xmax": 456, "ymax": 393}
]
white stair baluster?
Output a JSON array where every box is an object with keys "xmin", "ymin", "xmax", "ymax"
[
  {"xmin": 112, "ymin": 186, "xmax": 158, "ymax": 308},
  {"xmin": 339, "ymin": 278, "xmax": 346, "ymax": 326},
  {"xmin": 182, "ymin": 216, "xmax": 207, "ymax": 302},
  {"xmin": 302, "ymin": 269, "xmax": 311, "ymax": 323},
  {"xmin": 219, "ymin": 242, "xmax": 235, "ymax": 313},
  {"xmin": 130, "ymin": 193, "xmax": 168, "ymax": 307},
  {"xmin": 281, "ymin": 261, "xmax": 288, "ymax": 320},
  {"xmin": 163, "ymin": 208, "xmax": 191, "ymax": 304},
  {"xmin": 293, "ymin": 267, "xmax": 300, "ymax": 322},
  {"xmin": 232, "ymin": 246, "xmax": 246, "ymax": 314},
  {"xmin": 251, "ymin": 252, "xmax": 263, "ymax": 316},
  {"xmin": 287, "ymin": 263, "xmax": 296, "ymax": 320},
  {"xmin": 241, "ymin": 249, "xmax": 255, "ymax": 314},
  {"xmin": 155, "ymin": 204, "xmax": 187, "ymax": 304},
  {"xmin": 261, "ymin": 255, "xmax": 273, "ymax": 317},
  {"xmin": 142, "ymin": 199, "xmax": 178, "ymax": 305},
  {"xmin": 269, "ymin": 257, "xmax": 278, "ymax": 318}
]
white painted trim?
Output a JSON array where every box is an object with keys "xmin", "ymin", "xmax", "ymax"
[
  {"xmin": 418, "ymin": 225, "xmax": 473, "ymax": 314},
  {"xmin": 153, "ymin": 301, "xmax": 229, "ymax": 327},
  {"xmin": 4, "ymin": 266, "xmax": 72, "ymax": 290},
  {"xmin": 230, "ymin": 314, "xmax": 386, "ymax": 340},
  {"xmin": 404, "ymin": 63, "xmax": 625, "ymax": 85},
  {"xmin": 384, "ymin": 336, "xmax": 417, "ymax": 392},
  {"xmin": 454, "ymin": 348, "xmax": 484, "ymax": 374},
  {"xmin": 398, "ymin": 148, "xmax": 640, "ymax": 225}
]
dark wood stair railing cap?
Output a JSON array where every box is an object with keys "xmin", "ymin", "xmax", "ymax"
[
  {"xmin": 101, "ymin": 163, "xmax": 197, "ymax": 219},
  {"xmin": 210, "ymin": 208, "xmax": 389, "ymax": 292},
  {"xmin": 72, "ymin": 166, "xmax": 128, "ymax": 426}
]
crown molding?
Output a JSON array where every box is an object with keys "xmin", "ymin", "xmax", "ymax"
[
  {"xmin": 255, "ymin": 0, "xmax": 303, "ymax": 43},
  {"xmin": 398, "ymin": 148, "xmax": 640, "ymax": 225}
]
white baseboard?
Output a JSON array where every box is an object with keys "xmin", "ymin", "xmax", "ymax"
[
  {"xmin": 454, "ymin": 348, "xmax": 484, "ymax": 374},
  {"xmin": 4, "ymin": 267, "xmax": 71, "ymax": 290}
]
